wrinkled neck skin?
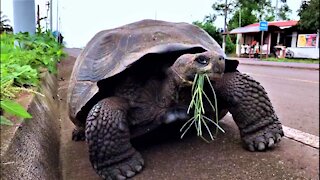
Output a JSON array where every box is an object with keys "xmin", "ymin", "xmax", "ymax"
[
  {"xmin": 129, "ymin": 68, "xmax": 191, "ymax": 138},
  {"xmin": 158, "ymin": 67, "xmax": 193, "ymax": 110},
  {"xmin": 158, "ymin": 68, "xmax": 183, "ymax": 108},
  {"xmin": 155, "ymin": 67, "xmax": 193, "ymax": 125}
]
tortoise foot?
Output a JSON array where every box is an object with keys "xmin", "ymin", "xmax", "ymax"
[
  {"xmin": 95, "ymin": 152, "xmax": 144, "ymax": 180},
  {"xmin": 242, "ymin": 121, "xmax": 284, "ymax": 151},
  {"xmin": 86, "ymin": 97, "xmax": 144, "ymax": 179},
  {"xmin": 72, "ymin": 127, "xmax": 85, "ymax": 141}
]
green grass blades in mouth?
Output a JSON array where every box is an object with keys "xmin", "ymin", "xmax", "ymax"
[{"xmin": 180, "ymin": 73, "xmax": 225, "ymax": 142}]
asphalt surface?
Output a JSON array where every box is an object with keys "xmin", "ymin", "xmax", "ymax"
[
  {"xmin": 237, "ymin": 63, "xmax": 319, "ymax": 136},
  {"xmin": 59, "ymin": 49, "xmax": 319, "ymax": 180}
]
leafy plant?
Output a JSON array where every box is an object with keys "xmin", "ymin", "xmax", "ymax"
[
  {"xmin": 0, "ymin": 31, "xmax": 65, "ymax": 125},
  {"xmin": 0, "ymin": 100, "xmax": 32, "ymax": 125},
  {"xmin": 180, "ymin": 73, "xmax": 225, "ymax": 142}
]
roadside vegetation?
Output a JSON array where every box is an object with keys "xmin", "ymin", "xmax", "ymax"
[
  {"xmin": 263, "ymin": 57, "xmax": 319, "ymax": 64},
  {"xmin": 0, "ymin": 31, "xmax": 66, "ymax": 125}
]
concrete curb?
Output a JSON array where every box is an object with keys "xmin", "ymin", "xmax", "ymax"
[
  {"xmin": 283, "ymin": 125, "xmax": 319, "ymax": 149},
  {"xmin": 0, "ymin": 72, "xmax": 61, "ymax": 180}
]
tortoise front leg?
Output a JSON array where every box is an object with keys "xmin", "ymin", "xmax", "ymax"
[
  {"xmin": 214, "ymin": 71, "xmax": 284, "ymax": 151},
  {"xmin": 85, "ymin": 97, "xmax": 144, "ymax": 180}
]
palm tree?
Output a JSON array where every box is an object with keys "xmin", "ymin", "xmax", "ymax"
[{"xmin": 1, "ymin": 11, "xmax": 13, "ymax": 33}]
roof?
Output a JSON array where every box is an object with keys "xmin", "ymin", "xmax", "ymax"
[
  {"xmin": 227, "ymin": 20, "xmax": 298, "ymax": 34},
  {"xmin": 246, "ymin": 20, "xmax": 298, "ymax": 28}
]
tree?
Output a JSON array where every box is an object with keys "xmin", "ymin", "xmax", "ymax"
[
  {"xmin": 228, "ymin": 9, "xmax": 258, "ymax": 31},
  {"xmin": 247, "ymin": 0, "xmax": 275, "ymax": 21},
  {"xmin": 193, "ymin": 20, "xmax": 237, "ymax": 54},
  {"xmin": 212, "ymin": 0, "xmax": 292, "ymax": 30},
  {"xmin": 297, "ymin": 0, "xmax": 309, "ymax": 16},
  {"xmin": 277, "ymin": 4, "xmax": 291, "ymax": 20},
  {"xmin": 212, "ymin": 0, "xmax": 240, "ymax": 31},
  {"xmin": 0, "ymin": 11, "xmax": 13, "ymax": 33},
  {"xmin": 298, "ymin": 0, "xmax": 320, "ymax": 31},
  {"xmin": 193, "ymin": 20, "xmax": 222, "ymax": 46}
]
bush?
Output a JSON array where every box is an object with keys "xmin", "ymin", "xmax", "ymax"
[
  {"xmin": 0, "ymin": 31, "xmax": 66, "ymax": 125},
  {"xmin": 193, "ymin": 21, "xmax": 235, "ymax": 54},
  {"xmin": 193, "ymin": 21, "xmax": 223, "ymax": 46},
  {"xmin": 226, "ymin": 35, "xmax": 236, "ymax": 54}
]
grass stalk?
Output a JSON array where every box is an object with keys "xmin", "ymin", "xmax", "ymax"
[{"xmin": 180, "ymin": 73, "xmax": 224, "ymax": 142}]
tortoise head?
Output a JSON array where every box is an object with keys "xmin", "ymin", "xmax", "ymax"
[{"xmin": 170, "ymin": 51, "xmax": 225, "ymax": 85}]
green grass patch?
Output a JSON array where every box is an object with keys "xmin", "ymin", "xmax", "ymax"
[{"xmin": 262, "ymin": 57, "xmax": 319, "ymax": 64}]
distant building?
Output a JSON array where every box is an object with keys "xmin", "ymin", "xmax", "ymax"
[{"xmin": 226, "ymin": 20, "xmax": 319, "ymax": 59}]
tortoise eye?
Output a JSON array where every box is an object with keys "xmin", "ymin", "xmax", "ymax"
[{"xmin": 195, "ymin": 55, "xmax": 209, "ymax": 65}]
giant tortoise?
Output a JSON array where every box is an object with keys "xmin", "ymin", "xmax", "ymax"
[{"xmin": 67, "ymin": 19, "xmax": 284, "ymax": 179}]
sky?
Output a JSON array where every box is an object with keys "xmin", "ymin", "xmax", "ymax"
[{"xmin": 2, "ymin": 0, "xmax": 303, "ymax": 48}]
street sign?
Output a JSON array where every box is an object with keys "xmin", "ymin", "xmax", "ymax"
[{"xmin": 259, "ymin": 21, "xmax": 268, "ymax": 31}]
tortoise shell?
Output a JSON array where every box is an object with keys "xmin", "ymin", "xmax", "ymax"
[{"xmin": 67, "ymin": 19, "xmax": 226, "ymax": 126}]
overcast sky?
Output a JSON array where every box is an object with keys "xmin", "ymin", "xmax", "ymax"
[{"xmin": 2, "ymin": 0, "xmax": 302, "ymax": 47}]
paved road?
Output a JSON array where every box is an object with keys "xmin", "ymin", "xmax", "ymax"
[
  {"xmin": 237, "ymin": 64, "xmax": 319, "ymax": 136},
  {"xmin": 59, "ymin": 50, "xmax": 319, "ymax": 180}
]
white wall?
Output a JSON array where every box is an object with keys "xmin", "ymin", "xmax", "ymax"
[{"xmin": 291, "ymin": 32, "xmax": 298, "ymax": 48}]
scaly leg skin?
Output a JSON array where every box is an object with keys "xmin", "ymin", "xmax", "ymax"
[
  {"xmin": 85, "ymin": 97, "xmax": 144, "ymax": 180},
  {"xmin": 214, "ymin": 71, "xmax": 284, "ymax": 151}
]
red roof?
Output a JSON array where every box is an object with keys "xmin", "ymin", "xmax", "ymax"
[
  {"xmin": 246, "ymin": 20, "xmax": 298, "ymax": 28},
  {"xmin": 227, "ymin": 20, "xmax": 299, "ymax": 34}
]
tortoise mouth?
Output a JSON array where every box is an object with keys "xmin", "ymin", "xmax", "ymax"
[
  {"xmin": 174, "ymin": 69, "xmax": 223, "ymax": 86},
  {"xmin": 186, "ymin": 71, "xmax": 223, "ymax": 82},
  {"xmin": 210, "ymin": 72, "xmax": 224, "ymax": 80}
]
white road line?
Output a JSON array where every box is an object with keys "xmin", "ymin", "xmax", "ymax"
[
  {"xmin": 226, "ymin": 113, "xmax": 319, "ymax": 149},
  {"xmin": 242, "ymin": 72, "xmax": 319, "ymax": 84},
  {"xmin": 282, "ymin": 125, "xmax": 319, "ymax": 149}
]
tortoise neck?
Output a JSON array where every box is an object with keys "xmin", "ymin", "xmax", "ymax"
[{"xmin": 158, "ymin": 69, "xmax": 184, "ymax": 107}]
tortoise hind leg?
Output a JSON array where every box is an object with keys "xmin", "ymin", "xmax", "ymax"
[
  {"xmin": 71, "ymin": 118, "xmax": 86, "ymax": 141},
  {"xmin": 85, "ymin": 97, "xmax": 144, "ymax": 180},
  {"xmin": 72, "ymin": 127, "xmax": 85, "ymax": 141},
  {"xmin": 214, "ymin": 71, "xmax": 284, "ymax": 151}
]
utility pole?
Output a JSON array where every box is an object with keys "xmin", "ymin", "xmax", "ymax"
[
  {"xmin": 46, "ymin": 1, "xmax": 50, "ymax": 30},
  {"xmin": 56, "ymin": 0, "xmax": 59, "ymax": 32},
  {"xmin": 50, "ymin": 0, "xmax": 53, "ymax": 30},
  {"xmin": 13, "ymin": 0, "xmax": 36, "ymax": 34},
  {"xmin": 275, "ymin": 0, "xmax": 279, "ymax": 21},
  {"xmin": 237, "ymin": 8, "xmax": 242, "ymax": 57},
  {"xmin": 222, "ymin": 0, "xmax": 227, "ymax": 52},
  {"xmin": 239, "ymin": 9, "xmax": 241, "ymax": 27}
]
